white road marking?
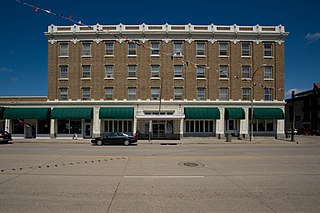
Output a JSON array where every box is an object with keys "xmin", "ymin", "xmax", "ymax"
[{"xmin": 124, "ymin": 175, "xmax": 204, "ymax": 178}]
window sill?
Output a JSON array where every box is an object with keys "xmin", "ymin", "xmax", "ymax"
[
  {"xmin": 196, "ymin": 55, "xmax": 206, "ymax": 58},
  {"xmin": 58, "ymin": 78, "xmax": 69, "ymax": 81},
  {"xmin": 104, "ymin": 77, "xmax": 114, "ymax": 80},
  {"xmin": 173, "ymin": 77, "xmax": 184, "ymax": 80},
  {"xmin": 219, "ymin": 77, "xmax": 229, "ymax": 81},
  {"xmin": 196, "ymin": 77, "xmax": 206, "ymax": 80},
  {"xmin": 150, "ymin": 77, "xmax": 160, "ymax": 80},
  {"xmin": 81, "ymin": 78, "xmax": 91, "ymax": 80},
  {"xmin": 59, "ymin": 55, "xmax": 69, "ymax": 58},
  {"xmin": 264, "ymin": 78, "xmax": 274, "ymax": 81},
  {"xmin": 104, "ymin": 55, "xmax": 114, "ymax": 58},
  {"xmin": 81, "ymin": 55, "xmax": 92, "ymax": 58},
  {"xmin": 127, "ymin": 55, "xmax": 137, "ymax": 58},
  {"xmin": 241, "ymin": 78, "xmax": 251, "ymax": 81},
  {"xmin": 127, "ymin": 77, "xmax": 137, "ymax": 80},
  {"xmin": 151, "ymin": 54, "xmax": 160, "ymax": 58},
  {"xmin": 264, "ymin": 56, "xmax": 273, "ymax": 59},
  {"xmin": 219, "ymin": 55, "xmax": 229, "ymax": 58},
  {"xmin": 241, "ymin": 56, "xmax": 251, "ymax": 59}
]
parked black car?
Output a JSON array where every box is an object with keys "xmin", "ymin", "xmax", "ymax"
[
  {"xmin": 0, "ymin": 131, "xmax": 12, "ymax": 143},
  {"xmin": 91, "ymin": 132, "xmax": 138, "ymax": 146}
]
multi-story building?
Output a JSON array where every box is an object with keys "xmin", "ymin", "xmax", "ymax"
[
  {"xmin": 0, "ymin": 23, "xmax": 288, "ymax": 139},
  {"xmin": 285, "ymin": 83, "xmax": 320, "ymax": 134}
]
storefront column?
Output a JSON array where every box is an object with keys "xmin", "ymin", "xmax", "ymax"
[
  {"xmin": 240, "ymin": 108, "xmax": 249, "ymax": 138},
  {"xmin": 180, "ymin": 119, "xmax": 184, "ymax": 138},
  {"xmin": 133, "ymin": 107, "xmax": 137, "ymax": 135},
  {"xmin": 216, "ymin": 107, "xmax": 225, "ymax": 138},
  {"xmin": 5, "ymin": 119, "xmax": 11, "ymax": 132},
  {"xmin": 276, "ymin": 119, "xmax": 285, "ymax": 138},
  {"xmin": 50, "ymin": 119, "xmax": 55, "ymax": 139},
  {"xmin": 92, "ymin": 106, "xmax": 100, "ymax": 138}
]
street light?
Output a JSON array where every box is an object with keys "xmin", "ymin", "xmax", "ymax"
[{"xmin": 250, "ymin": 64, "xmax": 267, "ymax": 141}]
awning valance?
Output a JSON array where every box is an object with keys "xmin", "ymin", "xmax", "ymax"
[
  {"xmin": 51, "ymin": 108, "xmax": 93, "ymax": 119},
  {"xmin": 225, "ymin": 108, "xmax": 245, "ymax": 119},
  {"xmin": 253, "ymin": 108, "xmax": 284, "ymax": 119},
  {"xmin": 99, "ymin": 107, "xmax": 134, "ymax": 119},
  {"xmin": 3, "ymin": 108, "xmax": 50, "ymax": 119},
  {"xmin": 184, "ymin": 107, "xmax": 220, "ymax": 119},
  {"xmin": 0, "ymin": 107, "xmax": 4, "ymax": 119}
]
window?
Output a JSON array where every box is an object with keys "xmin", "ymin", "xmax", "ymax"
[
  {"xmin": 174, "ymin": 65, "xmax": 183, "ymax": 78},
  {"xmin": 219, "ymin": 65, "xmax": 229, "ymax": 78},
  {"xmin": 105, "ymin": 42, "xmax": 114, "ymax": 55},
  {"xmin": 264, "ymin": 43, "xmax": 273, "ymax": 57},
  {"xmin": 59, "ymin": 88, "xmax": 68, "ymax": 100},
  {"xmin": 241, "ymin": 43, "xmax": 250, "ymax": 56},
  {"xmin": 151, "ymin": 42, "xmax": 160, "ymax": 55},
  {"xmin": 264, "ymin": 66, "xmax": 273, "ymax": 79},
  {"xmin": 196, "ymin": 42, "xmax": 205, "ymax": 56},
  {"xmin": 104, "ymin": 65, "xmax": 114, "ymax": 78},
  {"xmin": 59, "ymin": 43, "xmax": 69, "ymax": 56},
  {"xmin": 174, "ymin": 87, "xmax": 183, "ymax": 100},
  {"xmin": 82, "ymin": 65, "xmax": 91, "ymax": 78},
  {"xmin": 38, "ymin": 119, "xmax": 50, "ymax": 134},
  {"xmin": 196, "ymin": 65, "xmax": 205, "ymax": 78},
  {"xmin": 104, "ymin": 120, "xmax": 132, "ymax": 134},
  {"xmin": 105, "ymin": 87, "xmax": 113, "ymax": 100},
  {"xmin": 128, "ymin": 87, "xmax": 137, "ymax": 100},
  {"xmin": 219, "ymin": 88, "xmax": 229, "ymax": 100},
  {"xmin": 264, "ymin": 88, "xmax": 273, "ymax": 100},
  {"xmin": 151, "ymin": 87, "xmax": 160, "ymax": 100},
  {"xmin": 128, "ymin": 42, "xmax": 137, "ymax": 55},
  {"xmin": 58, "ymin": 120, "xmax": 81, "ymax": 134},
  {"xmin": 59, "ymin": 65, "xmax": 68, "ymax": 79},
  {"xmin": 82, "ymin": 87, "xmax": 91, "ymax": 100},
  {"xmin": 82, "ymin": 43, "xmax": 91, "ymax": 56},
  {"xmin": 173, "ymin": 42, "xmax": 183, "ymax": 56},
  {"xmin": 128, "ymin": 65, "xmax": 137, "ymax": 78},
  {"xmin": 241, "ymin": 65, "xmax": 251, "ymax": 79},
  {"xmin": 242, "ymin": 88, "xmax": 251, "ymax": 100},
  {"xmin": 197, "ymin": 88, "xmax": 206, "ymax": 100},
  {"xmin": 219, "ymin": 42, "xmax": 228, "ymax": 56},
  {"xmin": 151, "ymin": 65, "xmax": 160, "ymax": 78},
  {"xmin": 185, "ymin": 120, "xmax": 214, "ymax": 133}
]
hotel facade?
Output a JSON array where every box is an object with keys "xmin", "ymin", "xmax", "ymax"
[{"xmin": 0, "ymin": 23, "xmax": 288, "ymax": 140}]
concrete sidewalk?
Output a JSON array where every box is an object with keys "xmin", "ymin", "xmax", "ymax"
[{"xmin": 9, "ymin": 135, "xmax": 320, "ymax": 145}]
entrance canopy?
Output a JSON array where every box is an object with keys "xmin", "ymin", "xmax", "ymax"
[
  {"xmin": 3, "ymin": 108, "xmax": 50, "ymax": 119},
  {"xmin": 51, "ymin": 108, "xmax": 93, "ymax": 119},
  {"xmin": 184, "ymin": 107, "xmax": 220, "ymax": 119},
  {"xmin": 99, "ymin": 107, "xmax": 134, "ymax": 119},
  {"xmin": 253, "ymin": 108, "xmax": 284, "ymax": 119},
  {"xmin": 225, "ymin": 108, "xmax": 245, "ymax": 119}
]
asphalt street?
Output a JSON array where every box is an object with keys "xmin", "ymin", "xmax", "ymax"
[{"xmin": 0, "ymin": 139, "xmax": 320, "ymax": 212}]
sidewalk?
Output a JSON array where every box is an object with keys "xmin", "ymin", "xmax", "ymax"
[{"xmin": 10, "ymin": 135, "xmax": 320, "ymax": 145}]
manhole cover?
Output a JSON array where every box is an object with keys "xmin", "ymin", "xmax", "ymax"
[{"xmin": 178, "ymin": 162, "xmax": 205, "ymax": 168}]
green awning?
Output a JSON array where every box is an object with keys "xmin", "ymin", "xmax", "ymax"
[
  {"xmin": 253, "ymin": 108, "xmax": 284, "ymax": 119},
  {"xmin": 51, "ymin": 108, "xmax": 93, "ymax": 119},
  {"xmin": 225, "ymin": 108, "xmax": 245, "ymax": 119},
  {"xmin": 184, "ymin": 107, "xmax": 220, "ymax": 119},
  {"xmin": 99, "ymin": 107, "xmax": 134, "ymax": 119},
  {"xmin": 0, "ymin": 107, "xmax": 5, "ymax": 119},
  {"xmin": 3, "ymin": 108, "xmax": 50, "ymax": 119}
]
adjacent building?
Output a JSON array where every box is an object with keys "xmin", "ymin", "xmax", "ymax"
[{"xmin": 0, "ymin": 23, "xmax": 288, "ymax": 139}]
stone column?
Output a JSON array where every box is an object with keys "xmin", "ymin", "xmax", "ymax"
[
  {"xmin": 240, "ymin": 107, "xmax": 249, "ymax": 138},
  {"xmin": 92, "ymin": 106, "xmax": 101, "ymax": 138},
  {"xmin": 50, "ymin": 119, "xmax": 55, "ymax": 138},
  {"xmin": 216, "ymin": 107, "xmax": 225, "ymax": 138}
]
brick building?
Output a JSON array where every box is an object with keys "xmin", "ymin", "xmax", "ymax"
[{"xmin": 0, "ymin": 23, "xmax": 288, "ymax": 139}]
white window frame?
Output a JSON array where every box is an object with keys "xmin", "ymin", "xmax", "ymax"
[
  {"xmin": 151, "ymin": 42, "xmax": 160, "ymax": 55},
  {"xmin": 241, "ymin": 42, "xmax": 250, "ymax": 57},
  {"xmin": 264, "ymin": 88, "xmax": 273, "ymax": 101},
  {"xmin": 242, "ymin": 88, "xmax": 251, "ymax": 100},
  {"xmin": 128, "ymin": 87, "xmax": 137, "ymax": 100},
  {"xmin": 59, "ymin": 88, "xmax": 68, "ymax": 100},
  {"xmin": 105, "ymin": 87, "xmax": 113, "ymax": 100},
  {"xmin": 264, "ymin": 43, "xmax": 273, "ymax": 57},
  {"xmin": 59, "ymin": 65, "xmax": 68, "ymax": 79},
  {"xmin": 82, "ymin": 43, "xmax": 91, "ymax": 56},
  {"xmin": 128, "ymin": 42, "xmax": 137, "ymax": 56},
  {"xmin": 105, "ymin": 42, "xmax": 114, "ymax": 56},
  {"xmin": 219, "ymin": 88, "xmax": 229, "ymax": 100},
  {"xmin": 151, "ymin": 65, "xmax": 160, "ymax": 78},
  {"xmin": 197, "ymin": 88, "xmax": 206, "ymax": 100},
  {"xmin": 241, "ymin": 65, "xmax": 251, "ymax": 79},
  {"xmin": 219, "ymin": 42, "xmax": 229, "ymax": 56},
  {"xmin": 196, "ymin": 42, "xmax": 205, "ymax": 56},
  {"xmin": 59, "ymin": 43, "xmax": 69, "ymax": 57},
  {"xmin": 151, "ymin": 87, "xmax": 160, "ymax": 100},
  {"xmin": 174, "ymin": 87, "xmax": 183, "ymax": 100},
  {"xmin": 174, "ymin": 65, "xmax": 183, "ymax": 78},
  {"xmin": 264, "ymin": 66, "xmax": 273, "ymax": 80},
  {"xmin": 104, "ymin": 65, "xmax": 114, "ymax": 79},
  {"xmin": 82, "ymin": 65, "xmax": 91, "ymax": 79},
  {"xmin": 196, "ymin": 65, "xmax": 206, "ymax": 78},
  {"xmin": 219, "ymin": 65, "xmax": 229, "ymax": 79},
  {"xmin": 128, "ymin": 65, "xmax": 137, "ymax": 78},
  {"xmin": 173, "ymin": 42, "xmax": 183, "ymax": 56},
  {"xmin": 82, "ymin": 87, "xmax": 91, "ymax": 100}
]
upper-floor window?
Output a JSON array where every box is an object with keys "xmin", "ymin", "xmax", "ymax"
[
  {"xmin": 59, "ymin": 43, "xmax": 69, "ymax": 56},
  {"xmin": 241, "ymin": 42, "xmax": 251, "ymax": 57},
  {"xmin": 59, "ymin": 65, "xmax": 68, "ymax": 79},
  {"xmin": 82, "ymin": 43, "xmax": 91, "ymax": 56},
  {"xmin": 82, "ymin": 87, "xmax": 91, "ymax": 100},
  {"xmin": 242, "ymin": 88, "xmax": 251, "ymax": 100},
  {"xmin": 174, "ymin": 65, "xmax": 183, "ymax": 78},
  {"xmin": 196, "ymin": 65, "xmax": 205, "ymax": 78},
  {"xmin": 105, "ymin": 42, "xmax": 114, "ymax": 56},
  {"xmin": 196, "ymin": 42, "xmax": 205, "ymax": 56},
  {"xmin": 128, "ymin": 42, "xmax": 137, "ymax": 55},
  {"xmin": 128, "ymin": 65, "xmax": 137, "ymax": 78},
  {"xmin": 219, "ymin": 65, "xmax": 229, "ymax": 78},
  {"xmin": 264, "ymin": 66, "xmax": 273, "ymax": 79},
  {"xmin": 264, "ymin": 43, "xmax": 273, "ymax": 57},
  {"xmin": 219, "ymin": 42, "xmax": 229, "ymax": 56},
  {"xmin": 105, "ymin": 87, "xmax": 113, "ymax": 100},
  {"xmin": 219, "ymin": 88, "xmax": 229, "ymax": 100},
  {"xmin": 151, "ymin": 65, "xmax": 160, "ymax": 78},
  {"xmin": 241, "ymin": 65, "xmax": 251, "ymax": 79},
  {"xmin": 128, "ymin": 87, "xmax": 137, "ymax": 100},
  {"xmin": 197, "ymin": 88, "xmax": 206, "ymax": 100},
  {"xmin": 59, "ymin": 88, "xmax": 68, "ymax": 100},
  {"xmin": 174, "ymin": 87, "xmax": 183, "ymax": 100},
  {"xmin": 151, "ymin": 87, "xmax": 160, "ymax": 100},
  {"xmin": 151, "ymin": 42, "xmax": 160, "ymax": 55},
  {"xmin": 264, "ymin": 88, "xmax": 273, "ymax": 101},
  {"xmin": 104, "ymin": 65, "xmax": 114, "ymax": 78},
  {"xmin": 173, "ymin": 42, "xmax": 183, "ymax": 56},
  {"xmin": 82, "ymin": 65, "xmax": 91, "ymax": 78}
]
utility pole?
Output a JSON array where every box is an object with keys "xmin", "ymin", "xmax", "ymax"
[{"xmin": 291, "ymin": 91, "xmax": 295, "ymax": 142}]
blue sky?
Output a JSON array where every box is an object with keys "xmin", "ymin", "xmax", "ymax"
[{"xmin": 0, "ymin": 0, "xmax": 319, "ymax": 97}]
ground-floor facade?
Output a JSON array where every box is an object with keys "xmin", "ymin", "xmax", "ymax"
[{"xmin": 0, "ymin": 101, "xmax": 285, "ymax": 140}]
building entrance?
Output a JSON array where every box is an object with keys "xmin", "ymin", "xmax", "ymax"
[{"xmin": 152, "ymin": 121, "xmax": 165, "ymax": 138}]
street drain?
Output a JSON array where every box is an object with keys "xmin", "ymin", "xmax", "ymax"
[{"xmin": 178, "ymin": 162, "xmax": 205, "ymax": 168}]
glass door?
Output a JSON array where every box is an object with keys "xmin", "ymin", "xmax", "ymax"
[{"xmin": 152, "ymin": 121, "xmax": 165, "ymax": 138}]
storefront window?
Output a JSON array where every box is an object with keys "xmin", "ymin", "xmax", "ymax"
[
  {"xmin": 258, "ymin": 120, "xmax": 265, "ymax": 131},
  {"xmin": 186, "ymin": 120, "xmax": 214, "ymax": 133},
  {"xmin": 38, "ymin": 119, "xmax": 50, "ymax": 134},
  {"xmin": 58, "ymin": 119, "xmax": 81, "ymax": 134},
  {"xmin": 104, "ymin": 120, "xmax": 133, "ymax": 133},
  {"xmin": 266, "ymin": 121, "xmax": 274, "ymax": 131},
  {"xmin": 70, "ymin": 120, "xmax": 81, "ymax": 134},
  {"xmin": 12, "ymin": 119, "xmax": 24, "ymax": 134}
]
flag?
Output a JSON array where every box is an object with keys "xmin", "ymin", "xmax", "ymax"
[
  {"xmin": 67, "ymin": 15, "xmax": 73, "ymax": 20},
  {"xmin": 33, "ymin": 6, "xmax": 39, "ymax": 11}
]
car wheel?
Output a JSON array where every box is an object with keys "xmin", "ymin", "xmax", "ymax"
[
  {"xmin": 96, "ymin": 140, "xmax": 103, "ymax": 146},
  {"xmin": 123, "ymin": 140, "xmax": 130, "ymax": 146}
]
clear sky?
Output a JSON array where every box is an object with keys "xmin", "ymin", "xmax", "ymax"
[{"xmin": 0, "ymin": 0, "xmax": 319, "ymax": 98}]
